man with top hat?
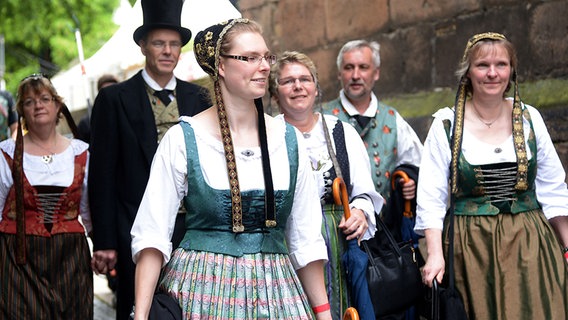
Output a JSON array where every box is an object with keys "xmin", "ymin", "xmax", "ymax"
[{"xmin": 88, "ymin": 0, "xmax": 210, "ymax": 318}]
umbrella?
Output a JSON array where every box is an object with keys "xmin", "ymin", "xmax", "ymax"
[
  {"xmin": 384, "ymin": 166, "xmax": 422, "ymax": 247},
  {"xmin": 390, "ymin": 170, "xmax": 412, "ymax": 218},
  {"xmin": 332, "ymin": 177, "xmax": 374, "ymax": 320},
  {"xmin": 391, "ymin": 170, "xmax": 417, "ymax": 243},
  {"xmin": 343, "ymin": 307, "xmax": 360, "ymax": 320},
  {"xmin": 390, "ymin": 170, "xmax": 422, "ymax": 320}
]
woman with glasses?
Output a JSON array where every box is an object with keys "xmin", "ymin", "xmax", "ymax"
[
  {"xmin": 0, "ymin": 75, "xmax": 93, "ymax": 319},
  {"xmin": 269, "ymin": 51, "xmax": 383, "ymax": 319},
  {"xmin": 131, "ymin": 19, "xmax": 332, "ymax": 319}
]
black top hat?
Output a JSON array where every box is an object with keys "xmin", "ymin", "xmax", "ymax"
[{"xmin": 133, "ymin": 0, "xmax": 191, "ymax": 46}]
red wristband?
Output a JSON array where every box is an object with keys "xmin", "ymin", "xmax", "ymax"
[{"xmin": 312, "ymin": 302, "xmax": 330, "ymax": 314}]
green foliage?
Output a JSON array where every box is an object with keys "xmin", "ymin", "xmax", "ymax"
[{"xmin": 1, "ymin": 0, "xmax": 120, "ymax": 95}]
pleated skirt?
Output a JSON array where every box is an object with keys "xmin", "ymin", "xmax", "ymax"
[
  {"xmin": 159, "ymin": 249, "xmax": 313, "ymax": 319},
  {"xmin": 0, "ymin": 232, "xmax": 93, "ymax": 319},
  {"xmin": 321, "ymin": 204, "xmax": 349, "ymax": 320},
  {"xmin": 448, "ymin": 209, "xmax": 568, "ymax": 320}
]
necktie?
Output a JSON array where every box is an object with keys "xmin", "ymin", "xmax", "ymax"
[
  {"xmin": 353, "ymin": 114, "xmax": 372, "ymax": 128},
  {"xmin": 153, "ymin": 89, "xmax": 173, "ymax": 106}
]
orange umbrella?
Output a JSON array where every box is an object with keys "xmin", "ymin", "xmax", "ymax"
[
  {"xmin": 391, "ymin": 170, "xmax": 412, "ymax": 218},
  {"xmin": 343, "ymin": 307, "xmax": 360, "ymax": 320}
]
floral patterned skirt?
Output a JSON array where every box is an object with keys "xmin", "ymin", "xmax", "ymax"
[{"xmin": 159, "ymin": 248, "xmax": 314, "ymax": 319}]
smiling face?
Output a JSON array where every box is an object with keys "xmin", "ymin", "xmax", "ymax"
[
  {"xmin": 218, "ymin": 31, "xmax": 272, "ymax": 100},
  {"xmin": 140, "ymin": 28, "xmax": 182, "ymax": 82},
  {"xmin": 274, "ymin": 62, "xmax": 317, "ymax": 119},
  {"xmin": 467, "ymin": 42, "xmax": 512, "ymax": 99},
  {"xmin": 338, "ymin": 46, "xmax": 380, "ymax": 107}
]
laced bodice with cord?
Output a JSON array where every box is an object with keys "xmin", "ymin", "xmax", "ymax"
[
  {"xmin": 443, "ymin": 116, "xmax": 541, "ymax": 216},
  {"xmin": 0, "ymin": 148, "xmax": 88, "ymax": 236}
]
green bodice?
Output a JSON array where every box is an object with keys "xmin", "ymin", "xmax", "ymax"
[
  {"xmin": 445, "ymin": 107, "xmax": 541, "ymax": 216},
  {"xmin": 178, "ymin": 121, "xmax": 298, "ymax": 256}
]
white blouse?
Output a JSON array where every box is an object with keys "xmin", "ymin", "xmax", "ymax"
[
  {"xmin": 415, "ymin": 103, "xmax": 568, "ymax": 235},
  {"xmin": 275, "ymin": 113, "xmax": 384, "ymax": 240},
  {"xmin": 0, "ymin": 138, "xmax": 91, "ymax": 233},
  {"xmin": 131, "ymin": 115, "xmax": 328, "ymax": 269}
]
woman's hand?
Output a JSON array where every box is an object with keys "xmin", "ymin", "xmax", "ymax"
[
  {"xmin": 421, "ymin": 251, "xmax": 445, "ymax": 287},
  {"xmin": 339, "ymin": 208, "xmax": 368, "ymax": 241},
  {"xmin": 422, "ymin": 228, "xmax": 445, "ymax": 287}
]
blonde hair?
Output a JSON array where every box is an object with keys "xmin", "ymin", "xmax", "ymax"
[{"xmin": 268, "ymin": 51, "xmax": 318, "ymax": 99}]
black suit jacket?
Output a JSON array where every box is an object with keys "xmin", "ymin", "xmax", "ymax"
[
  {"xmin": 88, "ymin": 70, "xmax": 210, "ymax": 253},
  {"xmin": 88, "ymin": 71, "xmax": 210, "ymax": 319}
]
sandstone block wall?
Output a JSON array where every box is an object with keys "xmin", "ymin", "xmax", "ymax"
[{"xmin": 239, "ymin": 0, "xmax": 568, "ymax": 102}]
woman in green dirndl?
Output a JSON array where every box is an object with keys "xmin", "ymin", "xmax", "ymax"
[
  {"xmin": 131, "ymin": 19, "xmax": 332, "ymax": 320},
  {"xmin": 416, "ymin": 32, "xmax": 568, "ymax": 319}
]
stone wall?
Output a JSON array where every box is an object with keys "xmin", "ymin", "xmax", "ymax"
[{"xmin": 238, "ymin": 0, "xmax": 568, "ymax": 103}]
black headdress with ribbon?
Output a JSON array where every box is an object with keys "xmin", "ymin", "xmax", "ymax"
[{"xmin": 194, "ymin": 19, "xmax": 276, "ymax": 232}]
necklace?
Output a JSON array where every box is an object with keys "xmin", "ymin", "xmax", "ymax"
[
  {"xmin": 300, "ymin": 114, "xmax": 319, "ymax": 139},
  {"xmin": 28, "ymin": 137, "xmax": 57, "ymax": 164},
  {"xmin": 471, "ymin": 102, "xmax": 504, "ymax": 128}
]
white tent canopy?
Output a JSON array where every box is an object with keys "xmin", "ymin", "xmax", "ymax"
[{"xmin": 52, "ymin": 0, "xmax": 241, "ymax": 112}]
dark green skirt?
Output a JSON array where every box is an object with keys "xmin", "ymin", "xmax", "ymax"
[
  {"xmin": 0, "ymin": 232, "xmax": 93, "ymax": 319},
  {"xmin": 446, "ymin": 209, "xmax": 568, "ymax": 319},
  {"xmin": 322, "ymin": 204, "xmax": 349, "ymax": 320}
]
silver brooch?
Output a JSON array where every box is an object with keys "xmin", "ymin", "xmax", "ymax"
[{"xmin": 241, "ymin": 150, "xmax": 254, "ymax": 157}]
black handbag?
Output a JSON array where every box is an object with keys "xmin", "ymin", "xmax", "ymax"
[
  {"xmin": 361, "ymin": 216, "xmax": 422, "ymax": 317},
  {"xmin": 420, "ymin": 199, "xmax": 468, "ymax": 320},
  {"xmin": 148, "ymin": 292, "xmax": 182, "ymax": 320},
  {"xmin": 422, "ymin": 278, "xmax": 468, "ymax": 320}
]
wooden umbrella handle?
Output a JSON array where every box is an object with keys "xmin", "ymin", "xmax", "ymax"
[
  {"xmin": 332, "ymin": 177, "xmax": 351, "ymax": 220},
  {"xmin": 342, "ymin": 307, "xmax": 360, "ymax": 320},
  {"xmin": 391, "ymin": 170, "xmax": 413, "ymax": 218}
]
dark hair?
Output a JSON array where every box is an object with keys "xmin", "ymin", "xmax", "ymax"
[{"xmin": 97, "ymin": 74, "xmax": 119, "ymax": 91}]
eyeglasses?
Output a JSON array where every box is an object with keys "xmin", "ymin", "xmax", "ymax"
[
  {"xmin": 21, "ymin": 73, "xmax": 49, "ymax": 82},
  {"xmin": 23, "ymin": 95, "xmax": 54, "ymax": 108},
  {"xmin": 221, "ymin": 54, "xmax": 277, "ymax": 65},
  {"xmin": 277, "ymin": 76, "xmax": 315, "ymax": 87},
  {"xmin": 150, "ymin": 40, "xmax": 182, "ymax": 50}
]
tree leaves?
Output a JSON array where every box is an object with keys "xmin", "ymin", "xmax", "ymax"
[{"xmin": 1, "ymin": 0, "xmax": 120, "ymax": 94}]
